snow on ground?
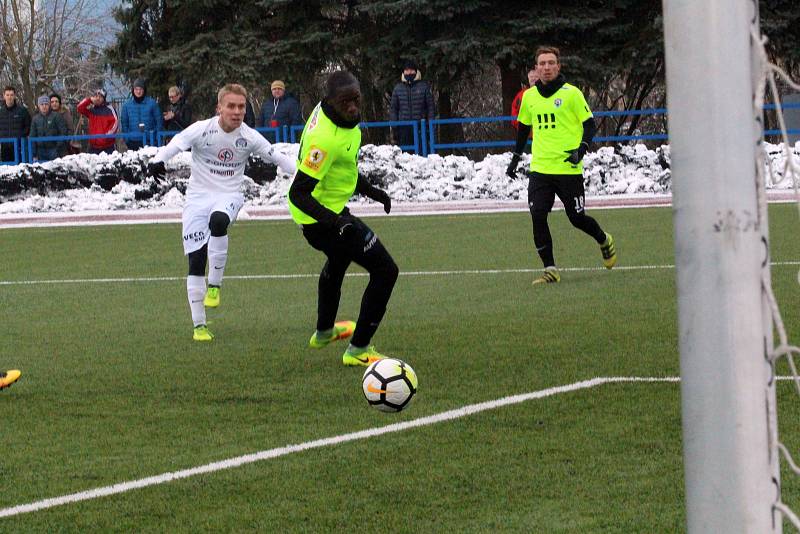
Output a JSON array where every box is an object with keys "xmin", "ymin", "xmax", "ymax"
[{"xmin": 0, "ymin": 141, "xmax": 798, "ymax": 219}]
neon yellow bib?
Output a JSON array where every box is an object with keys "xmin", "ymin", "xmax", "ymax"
[
  {"xmin": 517, "ymin": 83, "xmax": 593, "ymax": 175},
  {"xmin": 288, "ymin": 103, "xmax": 361, "ymax": 224}
]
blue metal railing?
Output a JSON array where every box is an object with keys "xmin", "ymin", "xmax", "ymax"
[{"xmin": 4, "ymin": 102, "xmax": 800, "ymax": 165}]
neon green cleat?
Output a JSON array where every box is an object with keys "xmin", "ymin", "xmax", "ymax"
[
  {"xmin": 204, "ymin": 286, "xmax": 220, "ymax": 308},
  {"xmin": 601, "ymin": 232, "xmax": 617, "ymax": 269},
  {"xmin": 342, "ymin": 345, "xmax": 386, "ymax": 367},
  {"xmin": 532, "ymin": 266, "xmax": 561, "ymax": 285},
  {"xmin": 193, "ymin": 324, "xmax": 214, "ymax": 342},
  {"xmin": 310, "ymin": 320, "xmax": 356, "ymax": 349},
  {"xmin": 0, "ymin": 369, "xmax": 21, "ymax": 390}
]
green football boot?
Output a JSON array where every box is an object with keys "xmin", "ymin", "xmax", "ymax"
[
  {"xmin": 601, "ymin": 233, "xmax": 617, "ymax": 269},
  {"xmin": 342, "ymin": 345, "xmax": 386, "ymax": 367},
  {"xmin": 204, "ymin": 286, "xmax": 220, "ymax": 308},
  {"xmin": 532, "ymin": 266, "xmax": 561, "ymax": 285},
  {"xmin": 193, "ymin": 324, "xmax": 214, "ymax": 342},
  {"xmin": 0, "ymin": 369, "xmax": 21, "ymax": 390},
  {"xmin": 309, "ymin": 320, "xmax": 356, "ymax": 349}
]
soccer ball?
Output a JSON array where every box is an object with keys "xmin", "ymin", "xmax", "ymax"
[{"xmin": 362, "ymin": 358, "xmax": 418, "ymax": 412}]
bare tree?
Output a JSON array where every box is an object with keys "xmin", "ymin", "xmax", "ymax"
[{"xmin": 0, "ymin": 0, "xmax": 115, "ymax": 109}]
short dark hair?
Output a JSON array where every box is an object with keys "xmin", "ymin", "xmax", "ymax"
[
  {"xmin": 50, "ymin": 93, "xmax": 62, "ymax": 104},
  {"xmin": 325, "ymin": 71, "xmax": 359, "ymax": 100},
  {"xmin": 3, "ymin": 85, "xmax": 16, "ymax": 94},
  {"xmin": 535, "ymin": 46, "xmax": 560, "ymax": 64}
]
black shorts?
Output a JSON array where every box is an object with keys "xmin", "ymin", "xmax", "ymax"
[
  {"xmin": 301, "ymin": 211, "xmax": 393, "ymax": 268},
  {"xmin": 528, "ymin": 172, "xmax": 587, "ymax": 216}
]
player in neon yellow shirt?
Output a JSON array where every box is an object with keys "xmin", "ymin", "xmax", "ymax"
[
  {"xmin": 507, "ymin": 46, "xmax": 617, "ymax": 285},
  {"xmin": 288, "ymin": 71, "xmax": 397, "ymax": 367}
]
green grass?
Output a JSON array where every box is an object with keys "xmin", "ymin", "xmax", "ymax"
[{"xmin": 1, "ymin": 205, "xmax": 800, "ymax": 532}]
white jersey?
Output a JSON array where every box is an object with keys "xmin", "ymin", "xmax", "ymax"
[{"xmin": 153, "ymin": 117, "xmax": 296, "ymax": 194}]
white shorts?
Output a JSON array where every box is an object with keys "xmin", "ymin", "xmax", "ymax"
[{"xmin": 181, "ymin": 191, "xmax": 244, "ymax": 255}]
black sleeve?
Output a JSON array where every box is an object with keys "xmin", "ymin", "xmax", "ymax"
[
  {"xmin": 355, "ymin": 173, "xmax": 382, "ymax": 201},
  {"xmin": 513, "ymin": 123, "xmax": 532, "ymax": 154},
  {"xmin": 582, "ymin": 117, "xmax": 597, "ymax": 147},
  {"xmin": 288, "ymin": 169, "xmax": 339, "ymax": 226}
]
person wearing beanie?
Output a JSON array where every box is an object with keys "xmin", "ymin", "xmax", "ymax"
[
  {"xmin": 29, "ymin": 94, "xmax": 68, "ymax": 162},
  {"xmin": 76, "ymin": 88, "xmax": 118, "ymax": 154},
  {"xmin": 0, "ymin": 85, "xmax": 31, "ymax": 163},
  {"xmin": 120, "ymin": 77, "xmax": 163, "ymax": 151},
  {"xmin": 257, "ymin": 79, "xmax": 303, "ymax": 131},
  {"xmin": 389, "ymin": 59, "xmax": 434, "ymax": 152}
]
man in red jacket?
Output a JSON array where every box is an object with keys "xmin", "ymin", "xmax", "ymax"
[{"xmin": 76, "ymin": 88, "xmax": 118, "ymax": 154}]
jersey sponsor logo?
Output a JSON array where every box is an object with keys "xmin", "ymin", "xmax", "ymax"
[
  {"xmin": 234, "ymin": 137, "xmax": 248, "ymax": 148},
  {"xmin": 554, "ymin": 98, "xmax": 563, "ymax": 108},
  {"xmin": 536, "ymin": 113, "xmax": 557, "ymax": 130},
  {"xmin": 183, "ymin": 230, "xmax": 206, "ymax": 243},
  {"xmin": 218, "ymin": 148, "xmax": 234, "ymax": 162},
  {"xmin": 304, "ymin": 145, "xmax": 327, "ymax": 171}
]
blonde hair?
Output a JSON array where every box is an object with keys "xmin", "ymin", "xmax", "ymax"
[
  {"xmin": 168, "ymin": 86, "xmax": 181, "ymax": 97},
  {"xmin": 217, "ymin": 83, "xmax": 247, "ymax": 104}
]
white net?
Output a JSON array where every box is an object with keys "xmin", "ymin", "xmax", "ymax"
[{"xmin": 751, "ymin": 22, "xmax": 800, "ymax": 530}]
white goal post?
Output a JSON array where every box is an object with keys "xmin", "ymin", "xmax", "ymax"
[{"xmin": 663, "ymin": 0, "xmax": 781, "ymax": 532}]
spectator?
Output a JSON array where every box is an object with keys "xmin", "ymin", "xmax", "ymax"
[
  {"xmin": 511, "ymin": 67, "xmax": 539, "ymax": 130},
  {"xmin": 244, "ymin": 99, "xmax": 256, "ymax": 128},
  {"xmin": 29, "ymin": 95, "xmax": 68, "ymax": 162},
  {"xmin": 0, "ymin": 85, "xmax": 32, "ymax": 163},
  {"xmin": 389, "ymin": 60, "xmax": 434, "ymax": 151},
  {"xmin": 120, "ymin": 78, "xmax": 162, "ymax": 151},
  {"xmin": 163, "ymin": 86, "xmax": 193, "ymax": 131},
  {"xmin": 258, "ymin": 80, "xmax": 303, "ymax": 129},
  {"xmin": 76, "ymin": 88, "xmax": 118, "ymax": 155},
  {"xmin": 50, "ymin": 93, "xmax": 76, "ymax": 156}
]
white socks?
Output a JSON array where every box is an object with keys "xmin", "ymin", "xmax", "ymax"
[
  {"xmin": 207, "ymin": 235, "xmax": 229, "ymax": 287},
  {"xmin": 187, "ymin": 275, "xmax": 206, "ymax": 327}
]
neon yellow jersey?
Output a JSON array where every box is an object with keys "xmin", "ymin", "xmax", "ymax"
[
  {"xmin": 288, "ymin": 103, "xmax": 361, "ymax": 224},
  {"xmin": 517, "ymin": 82, "xmax": 593, "ymax": 175}
]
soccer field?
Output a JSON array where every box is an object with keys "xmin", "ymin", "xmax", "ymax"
[{"xmin": 2, "ymin": 205, "xmax": 800, "ymax": 532}]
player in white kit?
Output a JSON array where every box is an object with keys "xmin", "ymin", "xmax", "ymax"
[{"xmin": 148, "ymin": 83, "xmax": 296, "ymax": 341}]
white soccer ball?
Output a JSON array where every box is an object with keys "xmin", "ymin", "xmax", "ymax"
[{"xmin": 362, "ymin": 358, "xmax": 418, "ymax": 412}]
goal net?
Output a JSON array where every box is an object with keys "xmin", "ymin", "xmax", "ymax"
[{"xmin": 664, "ymin": 0, "xmax": 800, "ymax": 531}]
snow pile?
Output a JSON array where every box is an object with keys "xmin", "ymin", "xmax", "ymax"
[{"xmin": 0, "ymin": 141, "xmax": 797, "ymax": 214}]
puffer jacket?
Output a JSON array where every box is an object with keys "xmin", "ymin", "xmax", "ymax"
[
  {"xmin": 390, "ymin": 71, "xmax": 435, "ymax": 122},
  {"xmin": 120, "ymin": 95, "xmax": 162, "ymax": 134},
  {"xmin": 0, "ymin": 102, "xmax": 31, "ymax": 139},
  {"xmin": 29, "ymin": 111, "xmax": 68, "ymax": 160}
]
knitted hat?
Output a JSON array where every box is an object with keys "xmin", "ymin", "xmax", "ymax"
[
  {"xmin": 94, "ymin": 88, "xmax": 107, "ymax": 98},
  {"xmin": 402, "ymin": 59, "xmax": 418, "ymax": 71},
  {"xmin": 271, "ymin": 80, "xmax": 285, "ymax": 91},
  {"xmin": 133, "ymin": 78, "xmax": 146, "ymax": 90},
  {"xmin": 37, "ymin": 95, "xmax": 50, "ymax": 105}
]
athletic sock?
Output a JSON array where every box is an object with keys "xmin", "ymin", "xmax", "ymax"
[
  {"xmin": 187, "ymin": 275, "xmax": 207, "ymax": 327},
  {"xmin": 207, "ymin": 235, "xmax": 229, "ymax": 287}
]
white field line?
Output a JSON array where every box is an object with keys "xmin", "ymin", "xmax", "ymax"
[
  {"xmin": 0, "ymin": 376, "xmax": 679, "ymax": 519},
  {"xmin": 3, "ymin": 262, "xmax": 800, "ymax": 287}
]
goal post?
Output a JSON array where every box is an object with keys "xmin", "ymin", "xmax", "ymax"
[{"xmin": 663, "ymin": 0, "xmax": 780, "ymax": 532}]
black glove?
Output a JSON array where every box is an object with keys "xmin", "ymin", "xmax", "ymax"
[
  {"xmin": 334, "ymin": 213, "xmax": 357, "ymax": 236},
  {"xmin": 564, "ymin": 143, "xmax": 589, "ymax": 165},
  {"xmin": 147, "ymin": 160, "xmax": 166, "ymax": 183},
  {"xmin": 372, "ymin": 189, "xmax": 392, "ymax": 214},
  {"xmin": 506, "ymin": 153, "xmax": 521, "ymax": 178}
]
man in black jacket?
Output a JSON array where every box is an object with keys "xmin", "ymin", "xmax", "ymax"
[
  {"xmin": 163, "ymin": 86, "xmax": 193, "ymax": 131},
  {"xmin": 389, "ymin": 60, "xmax": 434, "ymax": 151},
  {"xmin": 0, "ymin": 86, "xmax": 32, "ymax": 163}
]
